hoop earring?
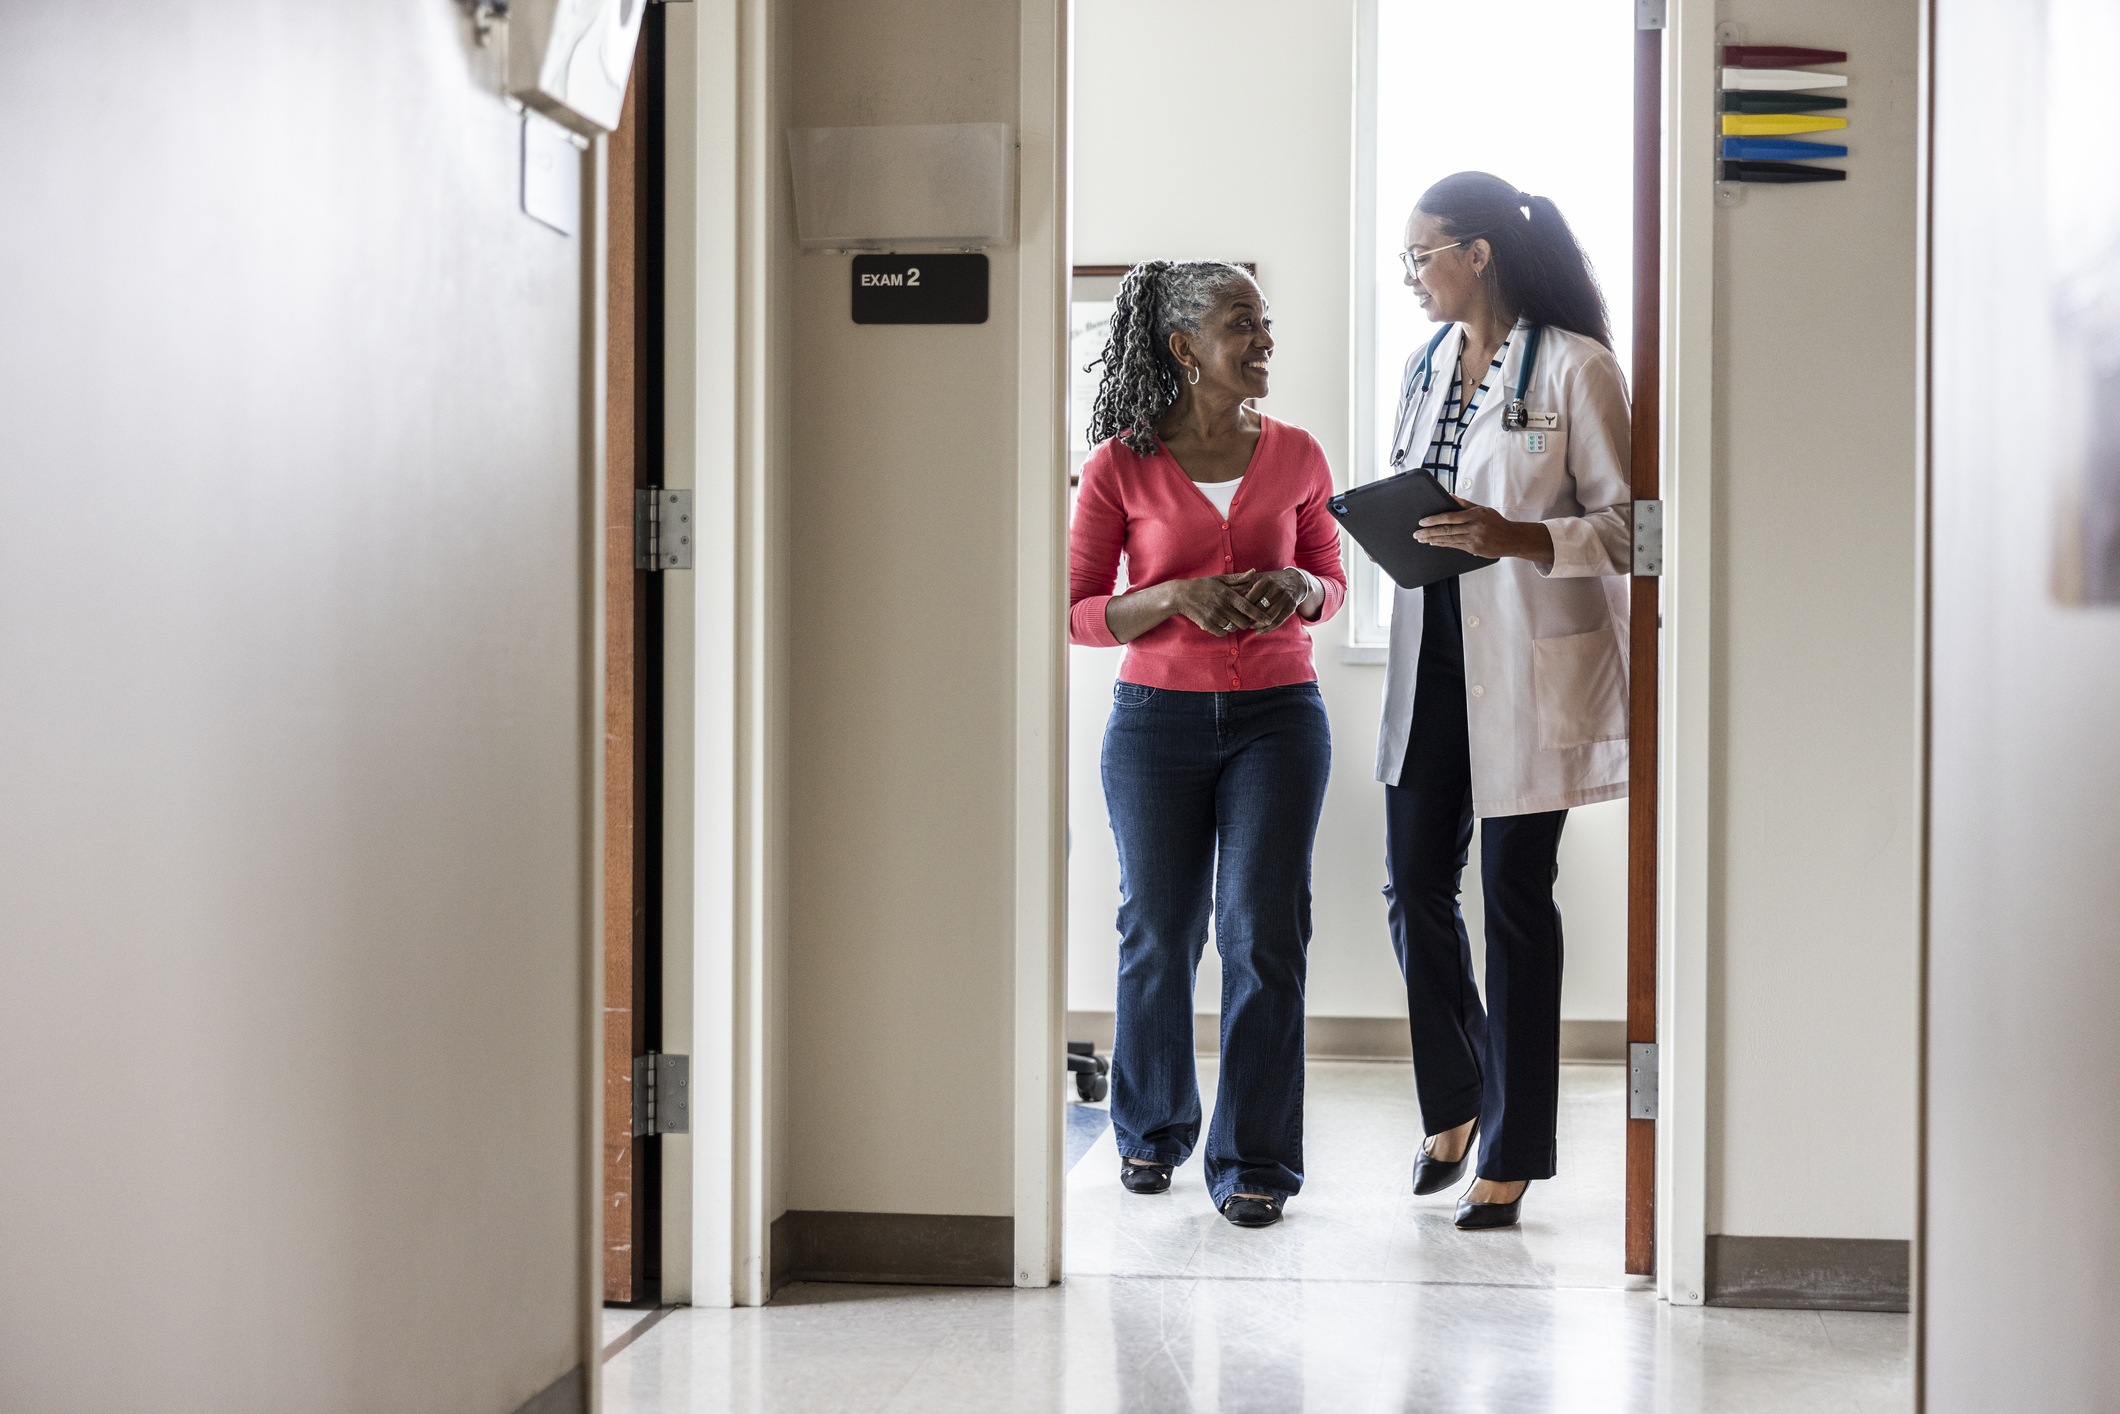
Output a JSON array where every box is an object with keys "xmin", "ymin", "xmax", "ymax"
[{"xmin": 1186, "ymin": 365, "xmax": 1200, "ymax": 386}]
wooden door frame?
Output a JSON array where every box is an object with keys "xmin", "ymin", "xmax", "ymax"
[
  {"xmin": 602, "ymin": 31, "xmax": 662, "ymax": 1306},
  {"xmin": 1627, "ymin": 16, "xmax": 1661, "ymax": 1279}
]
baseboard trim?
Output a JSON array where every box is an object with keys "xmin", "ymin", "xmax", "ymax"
[
  {"xmin": 1064, "ymin": 1012, "xmax": 1627, "ymax": 1064},
  {"xmin": 770, "ymin": 1211, "xmax": 1014, "ymax": 1292},
  {"xmin": 1705, "ymin": 1235, "xmax": 1910, "ymax": 1312},
  {"xmin": 511, "ymin": 1365, "xmax": 584, "ymax": 1414},
  {"xmin": 1557, "ymin": 1019, "xmax": 1626, "ymax": 1063}
]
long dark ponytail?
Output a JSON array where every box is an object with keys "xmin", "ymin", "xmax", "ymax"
[
  {"xmin": 1416, "ymin": 171, "xmax": 1611, "ymax": 348},
  {"xmin": 1085, "ymin": 259, "xmax": 1256, "ymax": 455}
]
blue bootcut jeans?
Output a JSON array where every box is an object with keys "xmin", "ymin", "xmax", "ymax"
[{"xmin": 1100, "ymin": 679, "xmax": 1332, "ymax": 1207}]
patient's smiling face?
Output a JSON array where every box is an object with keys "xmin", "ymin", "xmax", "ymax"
[{"xmin": 1168, "ymin": 277, "xmax": 1274, "ymax": 403}]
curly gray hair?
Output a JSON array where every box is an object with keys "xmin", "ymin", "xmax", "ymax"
[{"xmin": 1085, "ymin": 260, "xmax": 1258, "ymax": 456}]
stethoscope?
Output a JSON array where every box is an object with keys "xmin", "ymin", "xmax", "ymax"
[{"xmin": 1387, "ymin": 322, "xmax": 1546, "ymax": 474}]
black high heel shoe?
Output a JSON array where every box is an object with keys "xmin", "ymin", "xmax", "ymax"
[
  {"xmin": 1120, "ymin": 1159, "xmax": 1173, "ymax": 1194},
  {"xmin": 1412, "ymin": 1119, "xmax": 1479, "ymax": 1196},
  {"xmin": 1454, "ymin": 1180, "xmax": 1528, "ymax": 1231}
]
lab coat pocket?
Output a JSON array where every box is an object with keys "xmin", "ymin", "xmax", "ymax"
[
  {"xmin": 1475, "ymin": 427, "xmax": 1570, "ymax": 515},
  {"xmin": 1529, "ymin": 628, "xmax": 1627, "ymax": 750}
]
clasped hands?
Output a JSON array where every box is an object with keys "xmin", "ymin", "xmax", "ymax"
[
  {"xmin": 1413, "ymin": 496, "xmax": 1555, "ymax": 565},
  {"xmin": 1163, "ymin": 568, "xmax": 1312, "ymax": 639}
]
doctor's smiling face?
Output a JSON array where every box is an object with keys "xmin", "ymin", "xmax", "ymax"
[{"xmin": 1403, "ymin": 210, "xmax": 1490, "ymax": 327}]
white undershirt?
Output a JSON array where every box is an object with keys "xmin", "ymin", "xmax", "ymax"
[{"xmin": 1196, "ymin": 476, "xmax": 1242, "ymax": 515}]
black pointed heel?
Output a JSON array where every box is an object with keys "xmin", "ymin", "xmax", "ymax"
[
  {"xmin": 1412, "ymin": 1119, "xmax": 1479, "ymax": 1196},
  {"xmin": 1220, "ymin": 1194, "xmax": 1282, "ymax": 1228},
  {"xmin": 1120, "ymin": 1159, "xmax": 1173, "ymax": 1194},
  {"xmin": 1454, "ymin": 1181, "xmax": 1528, "ymax": 1231}
]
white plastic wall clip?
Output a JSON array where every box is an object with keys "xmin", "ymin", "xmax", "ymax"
[{"xmin": 1720, "ymin": 67, "xmax": 1850, "ymax": 91}]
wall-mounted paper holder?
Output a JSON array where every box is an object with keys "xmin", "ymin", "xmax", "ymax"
[{"xmin": 787, "ymin": 123, "xmax": 1016, "ymax": 253}]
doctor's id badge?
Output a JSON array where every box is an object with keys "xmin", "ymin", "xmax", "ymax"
[{"xmin": 1505, "ymin": 400, "xmax": 1560, "ymax": 433}]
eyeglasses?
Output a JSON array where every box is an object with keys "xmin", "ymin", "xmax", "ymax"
[{"xmin": 1398, "ymin": 241, "xmax": 1464, "ymax": 278}]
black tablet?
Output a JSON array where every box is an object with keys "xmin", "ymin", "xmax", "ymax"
[{"xmin": 1328, "ymin": 471, "xmax": 1498, "ymax": 590}]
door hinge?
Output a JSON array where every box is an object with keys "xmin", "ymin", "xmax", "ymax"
[
  {"xmin": 1628, "ymin": 1042, "xmax": 1659, "ymax": 1120},
  {"xmin": 1636, "ymin": 0, "xmax": 1666, "ymax": 29},
  {"xmin": 631, "ymin": 1052, "xmax": 691, "ymax": 1136},
  {"xmin": 634, "ymin": 488, "xmax": 694, "ymax": 570},
  {"xmin": 1633, "ymin": 499, "xmax": 1663, "ymax": 577}
]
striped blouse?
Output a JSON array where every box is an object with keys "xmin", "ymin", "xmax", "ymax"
[{"xmin": 1420, "ymin": 334, "xmax": 1512, "ymax": 494}]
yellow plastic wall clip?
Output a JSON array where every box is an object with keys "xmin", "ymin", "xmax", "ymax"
[{"xmin": 1721, "ymin": 113, "xmax": 1851, "ymax": 136}]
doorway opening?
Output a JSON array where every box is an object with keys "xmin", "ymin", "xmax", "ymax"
[
  {"xmin": 602, "ymin": 4, "xmax": 669, "ymax": 1316},
  {"xmin": 1056, "ymin": 0, "xmax": 1655, "ymax": 1294}
]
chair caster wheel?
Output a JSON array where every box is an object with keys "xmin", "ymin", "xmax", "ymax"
[{"xmin": 1066, "ymin": 1043, "xmax": 1110, "ymax": 1102}]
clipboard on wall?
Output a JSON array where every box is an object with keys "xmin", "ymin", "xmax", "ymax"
[{"xmin": 1328, "ymin": 470, "xmax": 1497, "ymax": 590}]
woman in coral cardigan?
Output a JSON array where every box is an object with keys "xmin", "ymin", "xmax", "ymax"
[{"xmin": 1069, "ymin": 261, "xmax": 1346, "ymax": 1228}]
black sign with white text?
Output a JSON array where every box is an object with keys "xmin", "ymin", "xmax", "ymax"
[{"xmin": 850, "ymin": 254, "xmax": 988, "ymax": 325}]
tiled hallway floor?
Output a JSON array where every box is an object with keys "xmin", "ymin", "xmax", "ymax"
[{"xmin": 603, "ymin": 1063, "xmax": 1911, "ymax": 1412}]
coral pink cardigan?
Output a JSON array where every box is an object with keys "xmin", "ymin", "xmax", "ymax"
[{"xmin": 1069, "ymin": 416, "xmax": 1346, "ymax": 692}]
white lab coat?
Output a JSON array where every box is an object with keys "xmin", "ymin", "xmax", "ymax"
[{"xmin": 1374, "ymin": 320, "xmax": 1632, "ymax": 816}]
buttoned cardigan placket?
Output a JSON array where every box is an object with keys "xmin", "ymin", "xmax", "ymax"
[
  {"xmin": 1166, "ymin": 444, "xmax": 1256, "ymax": 693},
  {"xmin": 1218, "ymin": 495, "xmax": 1245, "ymax": 688}
]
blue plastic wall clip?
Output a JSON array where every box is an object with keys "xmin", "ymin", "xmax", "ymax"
[{"xmin": 1720, "ymin": 136, "xmax": 1849, "ymax": 161}]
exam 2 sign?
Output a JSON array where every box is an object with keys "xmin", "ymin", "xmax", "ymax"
[{"xmin": 851, "ymin": 254, "xmax": 988, "ymax": 324}]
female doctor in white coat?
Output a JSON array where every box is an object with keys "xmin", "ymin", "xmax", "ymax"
[{"xmin": 1378, "ymin": 171, "xmax": 1631, "ymax": 1231}]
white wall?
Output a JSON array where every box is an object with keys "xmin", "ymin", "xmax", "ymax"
[
  {"xmin": 781, "ymin": 0, "xmax": 1025, "ymax": 1220},
  {"xmin": 0, "ymin": 3, "xmax": 594, "ymax": 1408},
  {"xmin": 1706, "ymin": 0, "xmax": 1921, "ymax": 1240},
  {"xmin": 1067, "ymin": 0, "xmax": 1629, "ymax": 1028},
  {"xmin": 1926, "ymin": 0, "xmax": 2120, "ymax": 1402}
]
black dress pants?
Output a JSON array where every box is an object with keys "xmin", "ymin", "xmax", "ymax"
[{"xmin": 1383, "ymin": 577, "xmax": 1567, "ymax": 1181}]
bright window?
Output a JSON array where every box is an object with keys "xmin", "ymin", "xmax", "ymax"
[{"xmin": 1351, "ymin": 0, "xmax": 1635, "ymax": 645}]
